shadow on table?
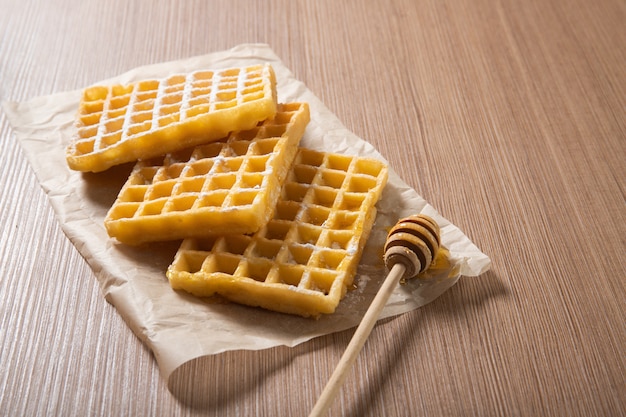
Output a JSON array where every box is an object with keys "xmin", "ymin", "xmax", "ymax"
[
  {"xmin": 167, "ymin": 343, "xmax": 312, "ymax": 411},
  {"xmin": 343, "ymin": 269, "xmax": 508, "ymax": 417}
]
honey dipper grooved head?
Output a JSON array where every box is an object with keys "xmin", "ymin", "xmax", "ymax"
[{"xmin": 383, "ymin": 214, "xmax": 441, "ymax": 278}]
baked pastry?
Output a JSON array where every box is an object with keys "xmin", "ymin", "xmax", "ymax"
[
  {"xmin": 104, "ymin": 102, "xmax": 310, "ymax": 244},
  {"xmin": 166, "ymin": 148, "xmax": 388, "ymax": 317},
  {"xmin": 67, "ymin": 64, "xmax": 277, "ymax": 172}
]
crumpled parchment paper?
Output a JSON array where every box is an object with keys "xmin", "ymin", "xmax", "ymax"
[{"xmin": 2, "ymin": 44, "xmax": 491, "ymax": 381}]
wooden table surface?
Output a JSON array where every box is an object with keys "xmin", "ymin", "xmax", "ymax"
[{"xmin": 1, "ymin": 0, "xmax": 624, "ymax": 416}]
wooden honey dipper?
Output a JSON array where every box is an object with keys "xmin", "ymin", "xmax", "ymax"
[{"xmin": 310, "ymin": 214, "xmax": 441, "ymax": 417}]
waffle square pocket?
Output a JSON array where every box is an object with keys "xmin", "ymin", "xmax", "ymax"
[{"xmin": 166, "ymin": 148, "xmax": 389, "ymax": 317}]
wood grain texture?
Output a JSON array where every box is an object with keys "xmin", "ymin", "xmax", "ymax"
[{"xmin": 1, "ymin": 0, "xmax": 624, "ymax": 416}]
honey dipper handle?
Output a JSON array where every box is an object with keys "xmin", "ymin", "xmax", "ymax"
[{"xmin": 309, "ymin": 263, "xmax": 406, "ymax": 417}]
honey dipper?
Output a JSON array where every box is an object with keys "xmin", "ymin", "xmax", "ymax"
[{"xmin": 309, "ymin": 214, "xmax": 441, "ymax": 417}]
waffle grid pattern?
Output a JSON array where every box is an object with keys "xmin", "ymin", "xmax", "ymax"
[
  {"xmin": 167, "ymin": 148, "xmax": 389, "ymax": 317},
  {"xmin": 104, "ymin": 102, "xmax": 310, "ymax": 244},
  {"xmin": 67, "ymin": 64, "xmax": 277, "ymax": 172}
]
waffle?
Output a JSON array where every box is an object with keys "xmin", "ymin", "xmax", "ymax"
[
  {"xmin": 66, "ymin": 64, "xmax": 277, "ymax": 172},
  {"xmin": 104, "ymin": 102, "xmax": 310, "ymax": 245},
  {"xmin": 166, "ymin": 148, "xmax": 389, "ymax": 318}
]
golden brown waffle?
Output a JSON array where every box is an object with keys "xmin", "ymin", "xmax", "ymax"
[
  {"xmin": 66, "ymin": 64, "xmax": 277, "ymax": 172},
  {"xmin": 104, "ymin": 102, "xmax": 310, "ymax": 245},
  {"xmin": 166, "ymin": 148, "xmax": 389, "ymax": 318}
]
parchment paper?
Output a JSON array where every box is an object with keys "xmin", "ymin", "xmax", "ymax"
[{"xmin": 2, "ymin": 44, "xmax": 491, "ymax": 381}]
